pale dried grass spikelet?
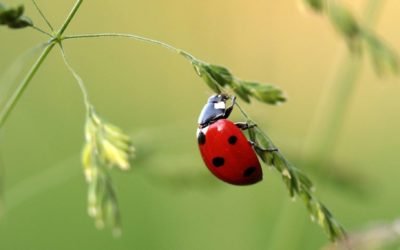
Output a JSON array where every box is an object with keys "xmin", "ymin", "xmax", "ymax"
[
  {"xmin": 81, "ymin": 106, "xmax": 133, "ymax": 235},
  {"xmin": 84, "ymin": 107, "xmax": 134, "ymax": 171}
]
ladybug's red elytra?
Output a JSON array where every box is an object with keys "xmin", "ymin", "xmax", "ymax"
[{"xmin": 197, "ymin": 94, "xmax": 275, "ymax": 185}]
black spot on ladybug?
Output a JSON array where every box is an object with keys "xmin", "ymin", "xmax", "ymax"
[
  {"xmin": 243, "ymin": 167, "xmax": 256, "ymax": 177},
  {"xmin": 198, "ymin": 131, "xmax": 206, "ymax": 145},
  {"xmin": 212, "ymin": 157, "xmax": 225, "ymax": 167},
  {"xmin": 228, "ymin": 135, "xmax": 237, "ymax": 145}
]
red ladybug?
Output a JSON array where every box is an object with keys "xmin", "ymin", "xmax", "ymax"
[{"xmin": 197, "ymin": 94, "xmax": 273, "ymax": 185}]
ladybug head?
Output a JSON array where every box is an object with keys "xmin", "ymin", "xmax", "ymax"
[
  {"xmin": 207, "ymin": 93, "xmax": 229, "ymax": 104},
  {"xmin": 198, "ymin": 94, "xmax": 232, "ymax": 127}
]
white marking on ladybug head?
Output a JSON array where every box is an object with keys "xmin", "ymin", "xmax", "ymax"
[{"xmin": 214, "ymin": 101, "xmax": 225, "ymax": 110}]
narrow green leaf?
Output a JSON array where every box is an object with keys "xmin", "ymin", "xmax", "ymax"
[
  {"xmin": 205, "ymin": 64, "xmax": 233, "ymax": 87},
  {"xmin": 251, "ymin": 128, "xmax": 275, "ymax": 166},
  {"xmin": 364, "ymin": 30, "xmax": 400, "ymax": 75},
  {"xmin": 328, "ymin": 3, "xmax": 360, "ymax": 39},
  {"xmin": 240, "ymin": 81, "xmax": 286, "ymax": 105},
  {"xmin": 195, "ymin": 64, "xmax": 222, "ymax": 93},
  {"xmin": 253, "ymin": 127, "xmax": 273, "ymax": 149},
  {"xmin": 231, "ymin": 80, "xmax": 251, "ymax": 103},
  {"xmin": 193, "ymin": 62, "xmax": 286, "ymax": 104},
  {"xmin": 294, "ymin": 168, "xmax": 313, "ymax": 190},
  {"xmin": 247, "ymin": 125, "xmax": 257, "ymax": 143}
]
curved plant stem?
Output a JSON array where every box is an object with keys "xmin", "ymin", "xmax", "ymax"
[
  {"xmin": 304, "ymin": 0, "xmax": 386, "ymax": 169},
  {"xmin": 59, "ymin": 44, "xmax": 91, "ymax": 109},
  {"xmin": 63, "ymin": 33, "xmax": 197, "ymax": 62}
]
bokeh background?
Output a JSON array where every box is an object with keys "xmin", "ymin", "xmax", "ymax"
[{"xmin": 1, "ymin": 0, "xmax": 400, "ymax": 249}]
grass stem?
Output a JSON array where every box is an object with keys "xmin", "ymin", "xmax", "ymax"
[
  {"xmin": 31, "ymin": 0, "xmax": 54, "ymax": 31},
  {"xmin": 63, "ymin": 33, "xmax": 197, "ymax": 62},
  {"xmin": 0, "ymin": 42, "xmax": 55, "ymax": 128},
  {"xmin": 0, "ymin": 0, "xmax": 84, "ymax": 128},
  {"xmin": 304, "ymin": 0, "xmax": 386, "ymax": 168},
  {"xmin": 57, "ymin": 0, "xmax": 83, "ymax": 37},
  {"xmin": 30, "ymin": 25, "xmax": 53, "ymax": 37},
  {"xmin": 59, "ymin": 44, "xmax": 91, "ymax": 109}
]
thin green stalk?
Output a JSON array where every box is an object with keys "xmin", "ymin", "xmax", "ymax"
[
  {"xmin": 30, "ymin": 25, "xmax": 53, "ymax": 37},
  {"xmin": 0, "ymin": 42, "xmax": 55, "ymax": 128},
  {"xmin": 0, "ymin": 41, "xmax": 50, "ymax": 97},
  {"xmin": 31, "ymin": 0, "xmax": 54, "ymax": 31},
  {"xmin": 57, "ymin": 0, "xmax": 83, "ymax": 37},
  {"xmin": 304, "ymin": 0, "xmax": 386, "ymax": 167},
  {"xmin": 0, "ymin": 0, "xmax": 84, "ymax": 128},
  {"xmin": 59, "ymin": 44, "xmax": 91, "ymax": 109},
  {"xmin": 63, "ymin": 33, "xmax": 197, "ymax": 62}
]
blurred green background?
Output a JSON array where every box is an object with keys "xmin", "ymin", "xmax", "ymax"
[{"xmin": 1, "ymin": 0, "xmax": 400, "ymax": 249}]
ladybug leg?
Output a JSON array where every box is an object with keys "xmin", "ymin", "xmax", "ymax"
[
  {"xmin": 223, "ymin": 96, "xmax": 237, "ymax": 119},
  {"xmin": 235, "ymin": 122, "xmax": 256, "ymax": 131},
  {"xmin": 249, "ymin": 141, "xmax": 278, "ymax": 152}
]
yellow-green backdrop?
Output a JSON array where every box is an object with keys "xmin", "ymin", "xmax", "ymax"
[{"xmin": 1, "ymin": 1, "xmax": 400, "ymax": 249}]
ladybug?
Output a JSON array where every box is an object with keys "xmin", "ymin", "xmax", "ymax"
[{"xmin": 197, "ymin": 94, "xmax": 275, "ymax": 185}]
